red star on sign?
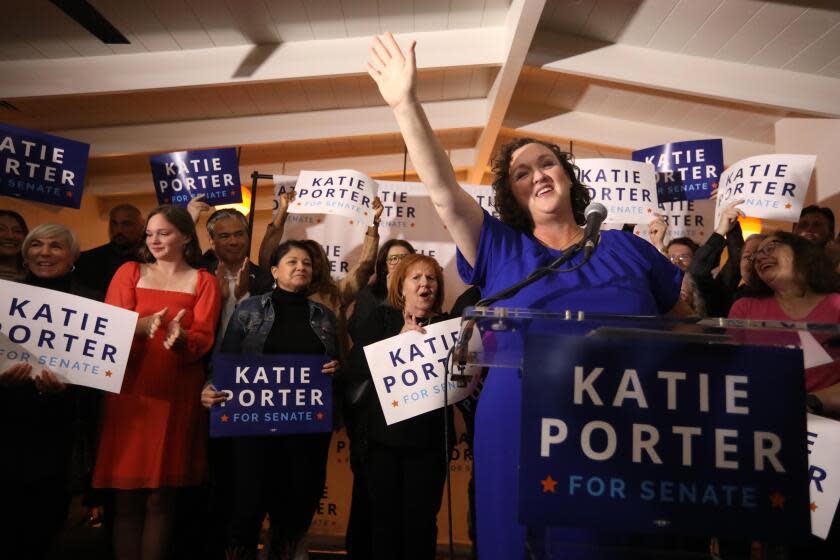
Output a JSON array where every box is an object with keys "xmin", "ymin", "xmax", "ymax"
[
  {"xmin": 349, "ymin": 220, "xmax": 354, "ymax": 225},
  {"xmin": 363, "ymin": 211, "xmax": 368, "ymax": 216},
  {"xmin": 220, "ymin": 414, "xmax": 230, "ymax": 423},
  {"xmin": 65, "ymin": 191, "xmax": 73, "ymax": 198},
  {"xmin": 410, "ymin": 222, "xmax": 415, "ymax": 228},
  {"xmin": 391, "ymin": 400, "xmax": 399, "ymax": 407},
  {"xmin": 540, "ymin": 475, "xmax": 558, "ymax": 493},
  {"xmin": 105, "ymin": 370, "xmax": 113, "ymax": 377},
  {"xmin": 647, "ymin": 208, "xmax": 653, "ymax": 213},
  {"xmin": 810, "ymin": 502, "xmax": 818, "ymax": 512},
  {"xmin": 770, "ymin": 491, "xmax": 786, "ymax": 509},
  {"xmin": 316, "ymin": 218, "xmax": 322, "ymax": 223},
  {"xmin": 711, "ymin": 182, "xmax": 718, "ymax": 188},
  {"xmin": 315, "ymin": 411, "xmax": 325, "ymax": 421},
  {"xmin": 785, "ymin": 203, "xmax": 792, "ymax": 209}
]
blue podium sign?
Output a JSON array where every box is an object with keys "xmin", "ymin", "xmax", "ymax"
[
  {"xmin": 210, "ymin": 353, "xmax": 332, "ymax": 437},
  {"xmin": 519, "ymin": 335, "xmax": 810, "ymax": 540}
]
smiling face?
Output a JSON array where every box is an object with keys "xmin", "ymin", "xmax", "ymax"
[
  {"xmin": 0, "ymin": 215, "xmax": 26, "ymax": 259},
  {"xmin": 794, "ymin": 213, "xmax": 833, "ymax": 247},
  {"xmin": 26, "ymin": 236, "xmax": 75, "ymax": 278},
  {"xmin": 667, "ymin": 243, "xmax": 694, "ymax": 272},
  {"xmin": 753, "ymin": 237, "xmax": 797, "ymax": 290},
  {"xmin": 209, "ymin": 216, "xmax": 249, "ymax": 265},
  {"xmin": 509, "ymin": 143, "xmax": 573, "ymax": 223},
  {"xmin": 401, "ymin": 261, "xmax": 439, "ymax": 317},
  {"xmin": 145, "ymin": 214, "xmax": 190, "ymax": 263},
  {"xmin": 271, "ymin": 247, "xmax": 312, "ymax": 292},
  {"xmin": 740, "ymin": 236, "xmax": 764, "ymax": 285}
]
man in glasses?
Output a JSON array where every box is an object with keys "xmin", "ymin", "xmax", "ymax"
[{"xmin": 665, "ymin": 237, "xmax": 699, "ymax": 272}]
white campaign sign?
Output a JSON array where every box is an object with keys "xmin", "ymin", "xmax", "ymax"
[
  {"xmin": 576, "ymin": 158, "xmax": 658, "ymax": 224},
  {"xmin": 290, "ymin": 169, "xmax": 378, "ymax": 225},
  {"xmin": 634, "ymin": 198, "xmax": 716, "ymax": 245},
  {"xmin": 273, "ymin": 175, "xmax": 490, "ymax": 310},
  {"xmin": 807, "ymin": 413, "xmax": 840, "ymax": 539},
  {"xmin": 715, "ymin": 154, "xmax": 815, "ymax": 224},
  {"xmin": 364, "ymin": 317, "xmax": 481, "ymax": 425},
  {"xmin": 0, "ymin": 279, "xmax": 138, "ymax": 393}
]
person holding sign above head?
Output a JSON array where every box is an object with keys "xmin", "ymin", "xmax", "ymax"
[
  {"xmin": 202, "ymin": 239, "xmax": 339, "ymax": 559},
  {"xmin": 93, "ymin": 205, "xmax": 220, "ymax": 560},
  {"xmin": 0, "ymin": 209, "xmax": 28, "ymax": 281},
  {"xmin": 347, "ymin": 253, "xmax": 453, "ymax": 560},
  {"xmin": 367, "ymin": 32, "xmax": 691, "ymax": 558},
  {"xmin": 1, "ymin": 222, "xmax": 102, "ymax": 559}
]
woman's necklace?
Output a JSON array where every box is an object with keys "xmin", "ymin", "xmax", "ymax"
[{"xmin": 535, "ymin": 227, "xmax": 585, "ymax": 251}]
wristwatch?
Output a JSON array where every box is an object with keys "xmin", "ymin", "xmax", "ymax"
[{"xmin": 806, "ymin": 393, "xmax": 824, "ymax": 414}]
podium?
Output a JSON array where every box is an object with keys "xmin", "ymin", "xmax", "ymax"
[{"xmin": 456, "ymin": 308, "xmax": 840, "ymax": 559}]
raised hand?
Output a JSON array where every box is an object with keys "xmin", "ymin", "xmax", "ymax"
[
  {"xmin": 234, "ymin": 259, "xmax": 251, "ymax": 300},
  {"xmin": 34, "ymin": 368, "xmax": 66, "ymax": 394},
  {"xmin": 0, "ymin": 363, "xmax": 33, "ymax": 386},
  {"xmin": 321, "ymin": 360, "xmax": 340, "ymax": 375},
  {"xmin": 215, "ymin": 262, "xmax": 231, "ymax": 300},
  {"xmin": 163, "ymin": 309, "xmax": 188, "ymax": 350},
  {"xmin": 367, "ymin": 32, "xmax": 417, "ymax": 111},
  {"xmin": 187, "ymin": 194, "xmax": 211, "ymax": 223},
  {"xmin": 715, "ymin": 199, "xmax": 745, "ymax": 236},
  {"xmin": 201, "ymin": 383, "xmax": 228, "ymax": 408},
  {"xmin": 137, "ymin": 307, "xmax": 169, "ymax": 338},
  {"xmin": 400, "ymin": 311, "xmax": 427, "ymax": 335},
  {"xmin": 372, "ymin": 196, "xmax": 384, "ymax": 224},
  {"xmin": 648, "ymin": 214, "xmax": 668, "ymax": 252}
]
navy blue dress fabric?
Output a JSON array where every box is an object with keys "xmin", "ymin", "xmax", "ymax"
[{"xmin": 456, "ymin": 211, "xmax": 682, "ymax": 559}]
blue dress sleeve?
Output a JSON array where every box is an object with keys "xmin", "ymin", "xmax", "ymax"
[
  {"xmin": 629, "ymin": 233, "xmax": 683, "ymax": 313},
  {"xmin": 456, "ymin": 210, "xmax": 523, "ymax": 289}
]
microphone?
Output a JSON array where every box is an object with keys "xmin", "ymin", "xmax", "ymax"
[{"xmin": 581, "ymin": 203, "xmax": 608, "ymax": 257}]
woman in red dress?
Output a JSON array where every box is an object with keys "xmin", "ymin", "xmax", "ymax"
[{"xmin": 93, "ymin": 205, "xmax": 220, "ymax": 560}]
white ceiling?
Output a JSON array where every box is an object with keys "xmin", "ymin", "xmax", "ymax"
[{"xmin": 0, "ymin": 0, "xmax": 838, "ymax": 186}]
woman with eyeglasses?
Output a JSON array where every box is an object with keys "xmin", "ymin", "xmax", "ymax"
[
  {"xmin": 729, "ymin": 231, "xmax": 840, "ymax": 395},
  {"xmin": 728, "ymin": 231, "xmax": 840, "ymax": 560}
]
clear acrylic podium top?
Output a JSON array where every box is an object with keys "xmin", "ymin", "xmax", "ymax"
[{"xmin": 458, "ymin": 306, "xmax": 840, "ymax": 371}]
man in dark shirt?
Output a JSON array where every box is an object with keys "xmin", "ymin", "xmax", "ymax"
[
  {"xmin": 75, "ymin": 204, "xmax": 145, "ymax": 294},
  {"xmin": 794, "ymin": 205, "xmax": 834, "ymax": 248}
]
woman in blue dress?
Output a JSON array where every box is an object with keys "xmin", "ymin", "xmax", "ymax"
[{"xmin": 366, "ymin": 33, "xmax": 691, "ymax": 559}]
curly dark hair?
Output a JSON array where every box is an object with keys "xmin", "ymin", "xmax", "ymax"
[
  {"xmin": 372, "ymin": 239, "xmax": 416, "ymax": 300},
  {"xmin": 491, "ymin": 137, "xmax": 591, "ymax": 232},
  {"xmin": 139, "ymin": 205, "xmax": 202, "ymax": 268},
  {"xmin": 749, "ymin": 231, "xmax": 840, "ymax": 297}
]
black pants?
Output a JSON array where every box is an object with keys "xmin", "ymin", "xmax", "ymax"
[
  {"xmin": 2, "ymin": 477, "xmax": 70, "ymax": 560},
  {"xmin": 364, "ymin": 441, "xmax": 448, "ymax": 560},
  {"xmin": 226, "ymin": 432, "xmax": 332, "ymax": 553}
]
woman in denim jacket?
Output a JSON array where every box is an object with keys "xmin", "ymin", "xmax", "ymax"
[{"xmin": 203, "ymin": 239, "xmax": 339, "ymax": 560}]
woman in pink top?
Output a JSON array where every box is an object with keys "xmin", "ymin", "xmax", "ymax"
[{"xmin": 729, "ymin": 231, "xmax": 840, "ymax": 396}]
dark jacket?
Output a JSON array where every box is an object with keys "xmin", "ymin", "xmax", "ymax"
[
  {"xmin": 220, "ymin": 291, "xmax": 338, "ymax": 357},
  {"xmin": 348, "ymin": 306, "xmax": 455, "ymax": 450},
  {"xmin": 200, "ymin": 249, "xmax": 274, "ymax": 298},
  {"xmin": 687, "ymin": 223, "xmax": 745, "ymax": 317},
  {"xmin": 76, "ymin": 242, "xmax": 142, "ymax": 295}
]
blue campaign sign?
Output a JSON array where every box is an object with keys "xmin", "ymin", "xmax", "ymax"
[
  {"xmin": 149, "ymin": 147, "xmax": 242, "ymax": 207},
  {"xmin": 519, "ymin": 335, "xmax": 810, "ymax": 541},
  {"xmin": 633, "ymin": 139, "xmax": 723, "ymax": 203},
  {"xmin": 0, "ymin": 123, "xmax": 90, "ymax": 209},
  {"xmin": 210, "ymin": 353, "xmax": 332, "ymax": 437}
]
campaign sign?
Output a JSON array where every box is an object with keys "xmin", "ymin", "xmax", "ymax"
[
  {"xmin": 150, "ymin": 147, "xmax": 242, "ymax": 207},
  {"xmin": 634, "ymin": 198, "xmax": 716, "ymax": 245},
  {"xmin": 715, "ymin": 154, "xmax": 815, "ymax": 224},
  {"xmin": 0, "ymin": 279, "xmax": 136, "ymax": 392},
  {"xmin": 364, "ymin": 317, "xmax": 481, "ymax": 425},
  {"xmin": 632, "ymin": 139, "xmax": 723, "ymax": 203},
  {"xmin": 0, "ymin": 123, "xmax": 89, "ymax": 209},
  {"xmin": 576, "ymin": 159, "xmax": 658, "ymax": 224},
  {"xmin": 807, "ymin": 413, "xmax": 840, "ymax": 539},
  {"xmin": 210, "ymin": 353, "xmax": 332, "ymax": 437},
  {"xmin": 519, "ymin": 335, "xmax": 810, "ymax": 540},
  {"xmin": 290, "ymin": 170, "xmax": 378, "ymax": 226}
]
